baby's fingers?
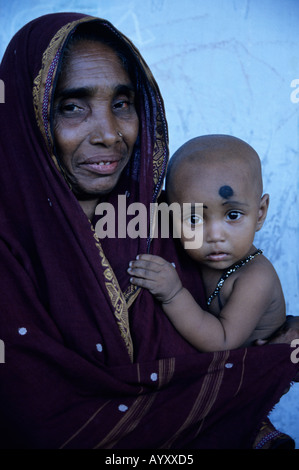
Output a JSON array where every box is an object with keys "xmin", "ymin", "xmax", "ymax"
[
  {"xmin": 129, "ymin": 276, "xmax": 156, "ymax": 290},
  {"xmin": 135, "ymin": 253, "xmax": 166, "ymax": 265},
  {"xmin": 127, "ymin": 263, "xmax": 157, "ymax": 281},
  {"xmin": 128, "ymin": 258, "xmax": 162, "ymax": 274}
]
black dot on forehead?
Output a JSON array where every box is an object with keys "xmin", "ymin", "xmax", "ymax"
[{"xmin": 219, "ymin": 185, "xmax": 234, "ymax": 199}]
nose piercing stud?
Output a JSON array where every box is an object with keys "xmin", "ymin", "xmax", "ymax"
[{"xmin": 117, "ymin": 131, "xmax": 123, "ymax": 137}]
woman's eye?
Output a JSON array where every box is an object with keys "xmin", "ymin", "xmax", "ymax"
[
  {"xmin": 227, "ymin": 211, "xmax": 242, "ymax": 221},
  {"xmin": 61, "ymin": 103, "xmax": 81, "ymax": 113},
  {"xmin": 113, "ymin": 100, "xmax": 131, "ymax": 110}
]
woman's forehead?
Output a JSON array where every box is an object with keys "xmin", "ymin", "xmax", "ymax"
[
  {"xmin": 61, "ymin": 41, "xmax": 128, "ymax": 77},
  {"xmin": 55, "ymin": 41, "xmax": 133, "ymax": 98}
]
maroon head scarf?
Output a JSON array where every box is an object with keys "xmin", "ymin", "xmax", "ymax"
[{"xmin": 0, "ymin": 13, "xmax": 297, "ymax": 449}]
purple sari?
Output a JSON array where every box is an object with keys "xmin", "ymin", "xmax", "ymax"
[{"xmin": 0, "ymin": 13, "xmax": 297, "ymax": 449}]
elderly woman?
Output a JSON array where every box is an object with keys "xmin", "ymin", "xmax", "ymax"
[{"xmin": 0, "ymin": 12, "xmax": 297, "ymax": 449}]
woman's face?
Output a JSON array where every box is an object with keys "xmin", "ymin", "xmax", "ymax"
[{"xmin": 53, "ymin": 40, "xmax": 139, "ymax": 212}]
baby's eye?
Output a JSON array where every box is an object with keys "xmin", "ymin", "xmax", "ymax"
[
  {"xmin": 187, "ymin": 214, "xmax": 203, "ymax": 225},
  {"xmin": 227, "ymin": 211, "xmax": 242, "ymax": 221}
]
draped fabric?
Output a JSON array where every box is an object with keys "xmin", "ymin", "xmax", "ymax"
[{"xmin": 0, "ymin": 13, "xmax": 297, "ymax": 449}]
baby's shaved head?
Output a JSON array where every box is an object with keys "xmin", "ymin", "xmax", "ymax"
[{"xmin": 166, "ymin": 135, "xmax": 263, "ymax": 203}]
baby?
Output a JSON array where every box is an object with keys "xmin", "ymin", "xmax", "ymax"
[{"xmin": 128, "ymin": 134, "xmax": 286, "ymax": 351}]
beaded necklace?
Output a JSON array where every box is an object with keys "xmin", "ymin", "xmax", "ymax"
[{"xmin": 206, "ymin": 249, "xmax": 263, "ymax": 307}]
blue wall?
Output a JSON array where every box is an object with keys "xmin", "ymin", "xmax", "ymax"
[{"xmin": 1, "ymin": 0, "xmax": 298, "ymax": 447}]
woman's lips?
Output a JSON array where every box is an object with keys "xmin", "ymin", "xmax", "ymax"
[
  {"xmin": 84, "ymin": 161, "xmax": 120, "ymax": 174},
  {"xmin": 80, "ymin": 156, "xmax": 121, "ymax": 175}
]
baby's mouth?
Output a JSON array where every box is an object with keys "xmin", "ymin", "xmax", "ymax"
[{"xmin": 206, "ymin": 252, "xmax": 229, "ymax": 262}]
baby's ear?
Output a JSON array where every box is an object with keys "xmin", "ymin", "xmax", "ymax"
[{"xmin": 256, "ymin": 194, "xmax": 269, "ymax": 232}]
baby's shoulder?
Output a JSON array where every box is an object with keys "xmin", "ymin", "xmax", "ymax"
[
  {"xmin": 236, "ymin": 251, "xmax": 281, "ymax": 293},
  {"xmin": 242, "ymin": 251, "xmax": 277, "ymax": 277}
]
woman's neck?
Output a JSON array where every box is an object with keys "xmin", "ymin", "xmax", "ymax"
[{"xmin": 78, "ymin": 198, "xmax": 99, "ymax": 220}]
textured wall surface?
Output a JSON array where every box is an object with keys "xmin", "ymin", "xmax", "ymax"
[{"xmin": 0, "ymin": 0, "xmax": 298, "ymax": 448}]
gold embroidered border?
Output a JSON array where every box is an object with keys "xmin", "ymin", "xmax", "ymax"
[
  {"xmin": 91, "ymin": 226, "xmax": 134, "ymax": 362},
  {"xmin": 117, "ymin": 112, "xmax": 167, "ymax": 307},
  {"xmin": 152, "ymin": 110, "xmax": 168, "ymax": 187},
  {"xmin": 32, "ymin": 16, "xmax": 168, "ymax": 360},
  {"xmin": 124, "ymin": 283, "xmax": 141, "ymax": 309},
  {"xmin": 32, "ymin": 16, "xmax": 95, "ymax": 157},
  {"xmin": 32, "ymin": 17, "xmax": 135, "ymax": 356}
]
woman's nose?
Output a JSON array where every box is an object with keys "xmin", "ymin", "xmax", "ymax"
[{"xmin": 88, "ymin": 107, "xmax": 120, "ymax": 147}]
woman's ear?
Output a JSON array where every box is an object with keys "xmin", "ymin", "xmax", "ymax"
[{"xmin": 256, "ymin": 193, "xmax": 269, "ymax": 232}]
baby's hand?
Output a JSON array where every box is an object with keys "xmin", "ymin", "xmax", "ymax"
[{"xmin": 128, "ymin": 254, "xmax": 182, "ymax": 303}]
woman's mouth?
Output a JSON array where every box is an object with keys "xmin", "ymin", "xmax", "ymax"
[{"xmin": 80, "ymin": 157, "xmax": 121, "ymax": 175}]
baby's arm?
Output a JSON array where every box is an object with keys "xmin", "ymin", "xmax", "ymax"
[{"xmin": 128, "ymin": 254, "xmax": 276, "ymax": 351}]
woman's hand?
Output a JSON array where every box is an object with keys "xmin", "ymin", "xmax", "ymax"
[
  {"xmin": 128, "ymin": 254, "xmax": 183, "ymax": 303},
  {"xmin": 256, "ymin": 316, "xmax": 299, "ymax": 346},
  {"xmin": 256, "ymin": 316, "xmax": 299, "ymax": 382}
]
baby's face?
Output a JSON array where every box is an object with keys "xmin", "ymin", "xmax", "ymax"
[{"xmin": 170, "ymin": 160, "xmax": 262, "ymax": 270}]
